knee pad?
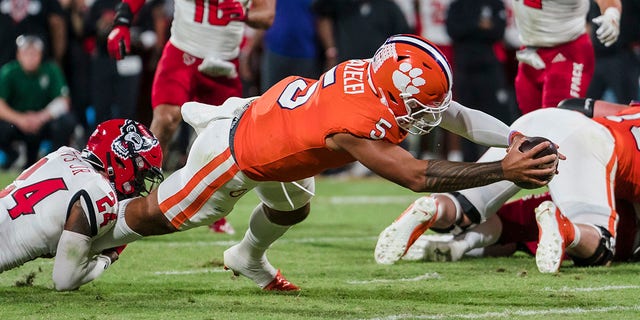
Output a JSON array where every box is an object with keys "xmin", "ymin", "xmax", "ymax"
[
  {"xmin": 256, "ymin": 180, "xmax": 315, "ymax": 212},
  {"xmin": 264, "ymin": 203, "xmax": 310, "ymax": 226},
  {"xmin": 572, "ymin": 226, "xmax": 615, "ymax": 267},
  {"xmin": 430, "ymin": 192, "xmax": 481, "ymax": 235}
]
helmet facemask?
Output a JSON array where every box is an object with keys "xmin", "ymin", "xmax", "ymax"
[
  {"xmin": 396, "ymin": 90, "xmax": 451, "ymax": 135},
  {"xmin": 131, "ymin": 155, "xmax": 164, "ymax": 197}
]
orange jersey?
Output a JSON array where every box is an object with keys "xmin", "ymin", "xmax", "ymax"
[
  {"xmin": 233, "ymin": 59, "xmax": 408, "ymax": 181},
  {"xmin": 594, "ymin": 106, "xmax": 640, "ymax": 200}
]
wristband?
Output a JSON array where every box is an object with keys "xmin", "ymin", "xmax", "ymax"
[
  {"xmin": 114, "ymin": 2, "xmax": 133, "ymax": 27},
  {"xmin": 508, "ymin": 130, "xmax": 522, "ymax": 145}
]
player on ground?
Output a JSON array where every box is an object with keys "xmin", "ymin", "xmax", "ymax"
[
  {"xmin": 107, "ymin": 0, "xmax": 276, "ymax": 234},
  {"xmin": 376, "ymin": 99, "xmax": 640, "ymax": 272},
  {"xmin": 512, "ymin": 0, "xmax": 621, "ymax": 114},
  {"xmin": 0, "ymin": 119, "xmax": 163, "ymax": 291},
  {"xmin": 92, "ymin": 34, "xmax": 559, "ymax": 291},
  {"xmin": 403, "ymin": 192, "xmax": 639, "ymax": 264}
]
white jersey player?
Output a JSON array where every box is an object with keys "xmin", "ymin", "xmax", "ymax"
[
  {"xmin": 0, "ymin": 119, "xmax": 163, "ymax": 291},
  {"xmin": 170, "ymin": 0, "xmax": 249, "ymax": 60},
  {"xmin": 511, "ymin": 0, "xmax": 621, "ymax": 114},
  {"xmin": 511, "ymin": 0, "xmax": 590, "ymax": 47}
]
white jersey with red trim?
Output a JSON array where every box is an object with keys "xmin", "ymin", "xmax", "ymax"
[
  {"xmin": 511, "ymin": 0, "xmax": 589, "ymax": 47},
  {"xmin": 418, "ymin": 0, "xmax": 452, "ymax": 45},
  {"xmin": 170, "ymin": 0, "xmax": 250, "ymax": 59},
  {"xmin": 0, "ymin": 147, "xmax": 118, "ymax": 271}
]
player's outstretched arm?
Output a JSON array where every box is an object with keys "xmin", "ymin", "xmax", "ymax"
[
  {"xmin": 329, "ymin": 133, "xmax": 558, "ymax": 193},
  {"xmin": 52, "ymin": 201, "xmax": 113, "ymax": 291}
]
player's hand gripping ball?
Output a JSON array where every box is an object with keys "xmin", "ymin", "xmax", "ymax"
[{"xmin": 516, "ymin": 136, "xmax": 558, "ymax": 189}]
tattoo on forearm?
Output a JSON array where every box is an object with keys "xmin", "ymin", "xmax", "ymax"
[{"xmin": 424, "ymin": 160, "xmax": 504, "ymax": 192}]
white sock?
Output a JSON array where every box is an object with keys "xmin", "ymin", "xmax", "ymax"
[
  {"xmin": 237, "ymin": 204, "xmax": 290, "ymax": 260},
  {"xmin": 454, "ymin": 215, "xmax": 502, "ymax": 252},
  {"xmin": 91, "ymin": 199, "xmax": 142, "ymax": 252},
  {"xmin": 566, "ymin": 224, "xmax": 583, "ymax": 249},
  {"xmin": 465, "ymin": 247, "xmax": 486, "ymax": 257}
]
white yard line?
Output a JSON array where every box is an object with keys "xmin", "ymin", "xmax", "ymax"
[
  {"xmin": 153, "ymin": 269, "xmax": 228, "ymax": 275},
  {"xmin": 544, "ymin": 285, "xmax": 640, "ymax": 292},
  {"xmin": 347, "ymin": 273, "xmax": 441, "ymax": 284},
  {"xmin": 365, "ymin": 305, "xmax": 640, "ymax": 320}
]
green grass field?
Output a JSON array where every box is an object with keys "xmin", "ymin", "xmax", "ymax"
[{"xmin": 1, "ymin": 172, "xmax": 639, "ymax": 320}]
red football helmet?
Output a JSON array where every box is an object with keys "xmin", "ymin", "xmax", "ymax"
[
  {"xmin": 82, "ymin": 119, "xmax": 163, "ymax": 199},
  {"xmin": 369, "ymin": 34, "xmax": 453, "ymax": 135}
]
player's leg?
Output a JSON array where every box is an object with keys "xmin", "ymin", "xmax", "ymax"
[
  {"xmin": 535, "ymin": 118, "xmax": 616, "ymax": 272},
  {"xmin": 540, "ymin": 34, "xmax": 594, "ymax": 108},
  {"xmin": 224, "ymin": 178, "xmax": 314, "ymax": 291},
  {"xmin": 150, "ymin": 42, "xmax": 194, "ymax": 163},
  {"xmin": 374, "ymin": 147, "xmax": 520, "ymax": 265},
  {"xmin": 150, "ymin": 104, "xmax": 182, "ymax": 159},
  {"xmin": 193, "ymin": 60, "xmax": 244, "ymax": 234},
  {"xmin": 514, "ymin": 63, "xmax": 543, "ymax": 114},
  {"xmin": 406, "ymin": 214, "xmax": 504, "ymax": 262}
]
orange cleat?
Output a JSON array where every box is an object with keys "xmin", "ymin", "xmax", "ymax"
[
  {"xmin": 374, "ymin": 196, "xmax": 439, "ymax": 264},
  {"xmin": 263, "ymin": 270, "xmax": 300, "ymax": 291}
]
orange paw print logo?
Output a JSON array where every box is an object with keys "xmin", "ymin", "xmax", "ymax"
[{"xmin": 392, "ymin": 62, "xmax": 426, "ymax": 95}]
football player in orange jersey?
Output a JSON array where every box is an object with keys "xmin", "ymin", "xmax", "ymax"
[
  {"xmin": 92, "ymin": 34, "xmax": 560, "ymax": 291},
  {"xmin": 377, "ymin": 98, "xmax": 640, "ymax": 273}
]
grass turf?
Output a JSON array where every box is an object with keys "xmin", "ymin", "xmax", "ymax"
[{"xmin": 0, "ymin": 172, "xmax": 639, "ymax": 319}]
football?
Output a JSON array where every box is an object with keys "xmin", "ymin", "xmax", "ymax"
[{"xmin": 515, "ymin": 136, "xmax": 558, "ymax": 189}]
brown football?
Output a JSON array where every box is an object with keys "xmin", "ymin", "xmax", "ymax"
[{"xmin": 516, "ymin": 136, "xmax": 558, "ymax": 189}]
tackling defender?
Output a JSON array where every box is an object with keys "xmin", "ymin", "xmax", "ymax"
[
  {"xmin": 376, "ymin": 99, "xmax": 640, "ymax": 272},
  {"xmin": 0, "ymin": 119, "xmax": 163, "ymax": 291},
  {"xmin": 92, "ymin": 34, "xmax": 559, "ymax": 291}
]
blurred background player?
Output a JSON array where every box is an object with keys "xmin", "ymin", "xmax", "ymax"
[
  {"xmin": 0, "ymin": 0, "xmax": 66, "ymax": 67},
  {"xmin": 0, "ymin": 35, "xmax": 76, "ymax": 170},
  {"xmin": 107, "ymin": 0, "xmax": 274, "ymax": 159},
  {"xmin": 375, "ymin": 99, "xmax": 639, "ymax": 273},
  {"xmin": 0, "ymin": 119, "xmax": 163, "ymax": 291},
  {"xmin": 107, "ymin": 0, "xmax": 276, "ymax": 234},
  {"xmin": 311, "ymin": 0, "xmax": 411, "ymax": 177},
  {"xmin": 241, "ymin": 0, "xmax": 321, "ymax": 93},
  {"xmin": 393, "ymin": 0, "xmax": 465, "ymax": 164},
  {"xmin": 586, "ymin": 0, "xmax": 640, "ymax": 105},
  {"xmin": 512, "ymin": 0, "xmax": 621, "ymax": 115},
  {"xmin": 91, "ymin": 34, "xmax": 558, "ymax": 291},
  {"xmin": 446, "ymin": 0, "xmax": 510, "ymax": 161}
]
